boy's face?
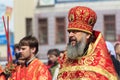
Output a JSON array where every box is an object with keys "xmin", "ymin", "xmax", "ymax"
[
  {"xmin": 48, "ymin": 54, "xmax": 58, "ymax": 63},
  {"xmin": 19, "ymin": 46, "xmax": 34, "ymax": 61}
]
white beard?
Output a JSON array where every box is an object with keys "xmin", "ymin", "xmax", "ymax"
[{"xmin": 67, "ymin": 34, "xmax": 87, "ymax": 59}]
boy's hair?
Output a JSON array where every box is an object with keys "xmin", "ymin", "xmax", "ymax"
[
  {"xmin": 19, "ymin": 35, "xmax": 39, "ymax": 54},
  {"xmin": 47, "ymin": 49, "xmax": 60, "ymax": 57}
]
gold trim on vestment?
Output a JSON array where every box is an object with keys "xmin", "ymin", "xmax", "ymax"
[
  {"xmin": 77, "ymin": 32, "xmax": 103, "ymax": 59},
  {"xmin": 58, "ymin": 32, "xmax": 118, "ymax": 80},
  {"xmin": 68, "ymin": 28, "xmax": 92, "ymax": 34},
  {"xmin": 59, "ymin": 65, "xmax": 117, "ymax": 80}
]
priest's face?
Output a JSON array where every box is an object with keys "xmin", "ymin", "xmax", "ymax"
[{"xmin": 67, "ymin": 30, "xmax": 89, "ymax": 59}]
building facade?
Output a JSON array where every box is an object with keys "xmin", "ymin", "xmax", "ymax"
[
  {"xmin": 34, "ymin": 0, "xmax": 120, "ymax": 59},
  {"xmin": 1, "ymin": 0, "xmax": 120, "ymax": 61}
]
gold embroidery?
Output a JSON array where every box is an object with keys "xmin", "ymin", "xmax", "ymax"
[
  {"xmin": 59, "ymin": 66, "xmax": 117, "ymax": 80},
  {"xmin": 59, "ymin": 32, "xmax": 118, "ymax": 80},
  {"xmin": 69, "ymin": 14, "xmax": 74, "ymax": 22},
  {"xmin": 68, "ymin": 28, "xmax": 92, "ymax": 34},
  {"xmin": 84, "ymin": 56, "xmax": 94, "ymax": 65},
  {"xmin": 88, "ymin": 17, "xmax": 95, "ymax": 26}
]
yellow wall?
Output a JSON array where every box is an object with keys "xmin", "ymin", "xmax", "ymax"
[
  {"xmin": 14, "ymin": 0, "xmax": 34, "ymax": 43},
  {"xmin": 0, "ymin": 46, "xmax": 7, "ymax": 58}
]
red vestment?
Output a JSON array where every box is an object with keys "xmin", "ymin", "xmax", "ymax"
[
  {"xmin": 0, "ymin": 65, "xmax": 5, "ymax": 80},
  {"xmin": 58, "ymin": 31, "xmax": 118, "ymax": 80},
  {"xmin": 9, "ymin": 58, "xmax": 52, "ymax": 80}
]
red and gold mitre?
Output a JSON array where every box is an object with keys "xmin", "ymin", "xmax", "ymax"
[{"xmin": 68, "ymin": 6, "xmax": 97, "ymax": 34}]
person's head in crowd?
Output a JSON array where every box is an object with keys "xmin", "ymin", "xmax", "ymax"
[
  {"xmin": 47, "ymin": 49, "xmax": 60, "ymax": 64},
  {"xmin": 114, "ymin": 42, "xmax": 120, "ymax": 54},
  {"xmin": 18, "ymin": 35, "xmax": 39, "ymax": 62},
  {"xmin": 114, "ymin": 41, "xmax": 120, "ymax": 61},
  {"xmin": 14, "ymin": 43, "xmax": 21, "ymax": 60},
  {"xmin": 67, "ymin": 6, "xmax": 97, "ymax": 59},
  {"xmin": 14, "ymin": 43, "xmax": 20, "ymax": 53},
  {"xmin": 59, "ymin": 50, "xmax": 65, "ymax": 59}
]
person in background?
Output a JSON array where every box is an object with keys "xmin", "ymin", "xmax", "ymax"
[
  {"xmin": 8, "ymin": 35, "xmax": 52, "ymax": 80},
  {"xmin": 106, "ymin": 41, "xmax": 120, "ymax": 77},
  {"xmin": 59, "ymin": 50, "xmax": 65, "ymax": 59},
  {"xmin": 57, "ymin": 6, "xmax": 118, "ymax": 80},
  {"xmin": 47, "ymin": 48, "xmax": 60, "ymax": 80},
  {"xmin": 14, "ymin": 44, "xmax": 20, "ymax": 54},
  {"xmin": 46, "ymin": 49, "xmax": 54, "ymax": 69},
  {"xmin": 13, "ymin": 43, "xmax": 21, "ymax": 64},
  {"xmin": 57, "ymin": 50, "xmax": 65, "ymax": 63},
  {"xmin": 114, "ymin": 42, "xmax": 120, "ymax": 62}
]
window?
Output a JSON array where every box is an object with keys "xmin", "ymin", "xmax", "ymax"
[
  {"xmin": 26, "ymin": 18, "xmax": 32, "ymax": 36},
  {"xmin": 38, "ymin": 18, "xmax": 48, "ymax": 44},
  {"xmin": 104, "ymin": 15, "xmax": 116, "ymax": 41},
  {"xmin": 55, "ymin": 17, "xmax": 66, "ymax": 44}
]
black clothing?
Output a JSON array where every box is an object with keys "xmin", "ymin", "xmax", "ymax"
[{"xmin": 111, "ymin": 55, "xmax": 120, "ymax": 77}]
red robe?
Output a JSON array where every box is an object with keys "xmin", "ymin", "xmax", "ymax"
[
  {"xmin": 58, "ymin": 31, "xmax": 118, "ymax": 80},
  {"xmin": 0, "ymin": 65, "xmax": 5, "ymax": 80},
  {"xmin": 9, "ymin": 58, "xmax": 52, "ymax": 80}
]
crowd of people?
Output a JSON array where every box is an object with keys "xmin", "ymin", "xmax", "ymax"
[{"xmin": 0, "ymin": 6, "xmax": 120, "ymax": 80}]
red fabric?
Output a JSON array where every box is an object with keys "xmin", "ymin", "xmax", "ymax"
[
  {"xmin": 9, "ymin": 58, "xmax": 52, "ymax": 80},
  {"xmin": 58, "ymin": 31, "xmax": 118, "ymax": 80}
]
